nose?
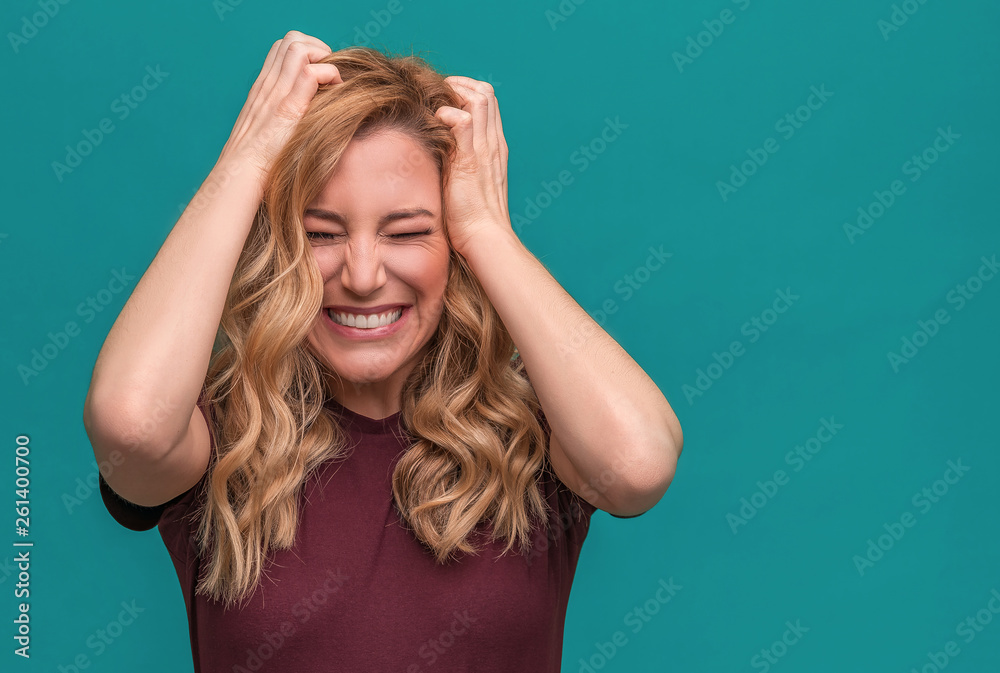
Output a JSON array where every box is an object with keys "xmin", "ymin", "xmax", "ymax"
[{"xmin": 340, "ymin": 235, "xmax": 388, "ymax": 296}]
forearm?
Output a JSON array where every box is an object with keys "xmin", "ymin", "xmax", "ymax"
[
  {"xmin": 459, "ymin": 227, "xmax": 683, "ymax": 489},
  {"xmin": 85, "ymin": 153, "xmax": 264, "ymax": 452}
]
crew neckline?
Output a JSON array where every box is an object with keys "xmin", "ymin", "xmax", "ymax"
[{"xmin": 324, "ymin": 396, "xmax": 402, "ymax": 434}]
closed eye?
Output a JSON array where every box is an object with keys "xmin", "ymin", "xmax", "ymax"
[
  {"xmin": 306, "ymin": 231, "xmax": 342, "ymax": 241},
  {"xmin": 388, "ymin": 228, "xmax": 433, "ymax": 239},
  {"xmin": 306, "ymin": 228, "xmax": 433, "ymax": 242}
]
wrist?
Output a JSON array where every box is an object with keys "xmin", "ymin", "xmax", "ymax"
[
  {"xmin": 455, "ymin": 223, "xmax": 524, "ymax": 266},
  {"xmin": 208, "ymin": 148, "xmax": 266, "ymax": 197},
  {"xmin": 181, "ymin": 151, "xmax": 265, "ymax": 222}
]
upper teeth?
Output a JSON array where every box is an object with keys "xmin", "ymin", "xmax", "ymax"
[{"xmin": 328, "ymin": 308, "xmax": 403, "ymax": 328}]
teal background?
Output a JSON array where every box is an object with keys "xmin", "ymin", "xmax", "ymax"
[{"xmin": 2, "ymin": 0, "xmax": 998, "ymax": 671}]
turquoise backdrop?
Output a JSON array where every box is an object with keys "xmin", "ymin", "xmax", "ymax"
[{"xmin": 2, "ymin": 0, "xmax": 998, "ymax": 671}]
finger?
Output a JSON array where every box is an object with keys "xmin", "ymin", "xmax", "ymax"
[
  {"xmin": 446, "ymin": 79, "xmax": 493, "ymax": 162},
  {"xmin": 268, "ymin": 40, "xmax": 336, "ymax": 105},
  {"xmin": 285, "ymin": 63, "xmax": 342, "ymax": 113},
  {"xmin": 256, "ymin": 31, "xmax": 329, "ymax": 102},
  {"xmin": 444, "ymin": 75, "xmax": 492, "ymax": 95},
  {"xmin": 448, "ymin": 77, "xmax": 509, "ymax": 216},
  {"xmin": 251, "ymin": 39, "xmax": 283, "ymax": 100},
  {"xmin": 446, "ymin": 76, "xmax": 504, "ymax": 167},
  {"xmin": 285, "ymin": 30, "xmax": 333, "ymax": 53},
  {"xmin": 494, "ymin": 97, "xmax": 508, "ymax": 218},
  {"xmin": 482, "ymin": 92, "xmax": 503, "ymax": 213},
  {"xmin": 315, "ymin": 63, "xmax": 343, "ymax": 85},
  {"xmin": 447, "ymin": 79, "xmax": 506, "ymax": 214},
  {"xmin": 493, "ymin": 93, "xmax": 508, "ymax": 168},
  {"xmin": 259, "ymin": 35, "xmax": 332, "ymax": 109}
]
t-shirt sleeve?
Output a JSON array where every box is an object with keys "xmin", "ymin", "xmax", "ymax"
[{"xmin": 98, "ymin": 389, "xmax": 213, "ymax": 532}]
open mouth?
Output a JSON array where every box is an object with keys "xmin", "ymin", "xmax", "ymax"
[{"xmin": 326, "ymin": 307, "xmax": 405, "ymax": 330}]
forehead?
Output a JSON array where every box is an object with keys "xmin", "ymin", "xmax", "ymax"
[{"xmin": 312, "ymin": 129, "xmax": 440, "ymax": 209}]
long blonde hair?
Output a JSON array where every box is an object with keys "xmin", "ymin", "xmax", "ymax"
[{"xmin": 193, "ymin": 46, "xmax": 555, "ymax": 608}]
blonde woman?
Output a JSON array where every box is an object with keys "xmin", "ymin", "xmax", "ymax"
[{"xmin": 84, "ymin": 30, "xmax": 683, "ymax": 672}]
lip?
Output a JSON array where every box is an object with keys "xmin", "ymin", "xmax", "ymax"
[{"xmin": 322, "ymin": 305, "xmax": 409, "ymax": 340}]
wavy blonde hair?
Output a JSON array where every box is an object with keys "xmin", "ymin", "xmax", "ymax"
[{"xmin": 192, "ymin": 46, "xmax": 557, "ymax": 608}]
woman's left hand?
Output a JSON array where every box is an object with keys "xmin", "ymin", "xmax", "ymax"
[{"xmin": 434, "ymin": 76, "xmax": 512, "ymax": 257}]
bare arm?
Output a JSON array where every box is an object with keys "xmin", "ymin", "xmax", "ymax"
[
  {"xmin": 435, "ymin": 76, "xmax": 682, "ymax": 518},
  {"xmin": 463, "ymin": 229, "xmax": 682, "ymax": 517},
  {"xmin": 83, "ymin": 31, "xmax": 342, "ymax": 507}
]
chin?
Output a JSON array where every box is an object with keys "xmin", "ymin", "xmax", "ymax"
[
  {"xmin": 307, "ymin": 338, "xmax": 394, "ymax": 380},
  {"xmin": 333, "ymin": 359, "xmax": 395, "ymax": 385}
]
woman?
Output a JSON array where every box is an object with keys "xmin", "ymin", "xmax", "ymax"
[{"xmin": 84, "ymin": 31, "xmax": 683, "ymax": 672}]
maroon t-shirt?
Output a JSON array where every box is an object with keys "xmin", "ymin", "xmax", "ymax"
[{"xmin": 98, "ymin": 385, "xmax": 618, "ymax": 672}]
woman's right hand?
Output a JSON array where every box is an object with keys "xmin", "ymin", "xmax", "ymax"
[{"xmin": 219, "ymin": 30, "xmax": 342, "ymax": 182}]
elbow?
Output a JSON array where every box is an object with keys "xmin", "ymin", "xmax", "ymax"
[
  {"xmin": 606, "ymin": 441, "xmax": 679, "ymax": 517},
  {"xmin": 83, "ymin": 386, "xmax": 175, "ymax": 462}
]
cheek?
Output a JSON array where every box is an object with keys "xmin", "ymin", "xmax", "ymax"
[{"xmin": 310, "ymin": 247, "xmax": 340, "ymax": 278}]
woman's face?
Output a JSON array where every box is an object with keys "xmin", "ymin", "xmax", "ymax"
[{"xmin": 304, "ymin": 129, "xmax": 451, "ymax": 404}]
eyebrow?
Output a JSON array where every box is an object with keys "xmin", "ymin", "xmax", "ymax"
[{"xmin": 303, "ymin": 207, "xmax": 436, "ymax": 226}]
